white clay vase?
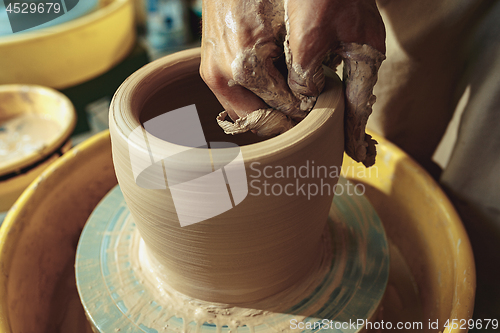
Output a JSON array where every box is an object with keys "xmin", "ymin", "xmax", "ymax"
[{"xmin": 109, "ymin": 48, "xmax": 344, "ymax": 304}]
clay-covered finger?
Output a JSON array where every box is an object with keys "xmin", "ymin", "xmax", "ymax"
[
  {"xmin": 201, "ymin": 62, "xmax": 295, "ymax": 137},
  {"xmin": 217, "ymin": 108, "xmax": 295, "ymax": 137},
  {"xmin": 200, "ymin": 47, "xmax": 269, "ymax": 121},
  {"xmin": 229, "ymin": 42, "xmax": 305, "ymax": 120},
  {"xmin": 201, "ymin": 47, "xmax": 295, "ymax": 137},
  {"xmin": 284, "ymin": 0, "xmax": 332, "ymax": 109},
  {"xmin": 338, "ymin": 43, "xmax": 385, "ymax": 167},
  {"xmin": 284, "ymin": 27, "xmax": 328, "ymax": 111}
]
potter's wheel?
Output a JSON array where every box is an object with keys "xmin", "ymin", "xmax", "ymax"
[{"xmin": 76, "ymin": 177, "xmax": 389, "ymax": 333}]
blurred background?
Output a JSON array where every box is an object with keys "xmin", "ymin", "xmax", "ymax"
[{"xmin": 0, "ymin": 0, "xmax": 203, "ymax": 147}]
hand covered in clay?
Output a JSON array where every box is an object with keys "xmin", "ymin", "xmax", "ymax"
[{"xmin": 200, "ymin": 0, "xmax": 386, "ymax": 166}]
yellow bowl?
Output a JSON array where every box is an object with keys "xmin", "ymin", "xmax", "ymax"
[
  {"xmin": 0, "ymin": 131, "xmax": 475, "ymax": 332},
  {"xmin": 0, "ymin": 84, "xmax": 76, "ymax": 212},
  {"xmin": 0, "ymin": 131, "xmax": 116, "ymax": 333},
  {"xmin": 342, "ymin": 133, "xmax": 475, "ymax": 333},
  {"xmin": 0, "ymin": 0, "xmax": 135, "ymax": 89}
]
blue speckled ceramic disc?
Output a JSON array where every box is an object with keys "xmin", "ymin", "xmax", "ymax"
[{"xmin": 76, "ymin": 177, "xmax": 389, "ymax": 333}]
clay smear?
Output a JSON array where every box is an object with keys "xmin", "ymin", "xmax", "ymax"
[
  {"xmin": 219, "ymin": 0, "xmax": 385, "ymax": 166},
  {"xmin": 217, "ymin": 108, "xmax": 295, "ymax": 136},
  {"xmin": 339, "ymin": 43, "xmax": 385, "ymax": 167}
]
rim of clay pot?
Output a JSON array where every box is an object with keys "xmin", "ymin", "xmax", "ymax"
[
  {"xmin": 0, "ymin": 84, "xmax": 76, "ymax": 176},
  {"xmin": 110, "ymin": 48, "xmax": 343, "ymax": 163}
]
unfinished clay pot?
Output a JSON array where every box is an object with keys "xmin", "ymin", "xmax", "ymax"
[{"xmin": 108, "ymin": 48, "xmax": 344, "ymax": 304}]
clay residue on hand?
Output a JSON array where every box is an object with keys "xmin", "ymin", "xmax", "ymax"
[
  {"xmin": 220, "ymin": 0, "xmax": 310, "ymax": 138},
  {"xmin": 229, "ymin": 45, "xmax": 305, "ymax": 120},
  {"xmin": 338, "ymin": 42, "xmax": 385, "ymax": 167},
  {"xmin": 216, "ymin": 1, "xmax": 385, "ymax": 168},
  {"xmin": 228, "ymin": 0, "xmax": 306, "ymax": 121},
  {"xmin": 217, "ymin": 108, "xmax": 295, "ymax": 137},
  {"xmin": 283, "ymin": 0, "xmax": 322, "ymax": 113}
]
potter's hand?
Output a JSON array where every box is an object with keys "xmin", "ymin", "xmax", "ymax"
[
  {"xmin": 200, "ymin": 0, "xmax": 385, "ymax": 166},
  {"xmin": 286, "ymin": 0, "xmax": 386, "ymax": 167},
  {"xmin": 200, "ymin": 0, "xmax": 301, "ymax": 138}
]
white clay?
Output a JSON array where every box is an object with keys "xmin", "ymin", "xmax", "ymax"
[{"xmin": 216, "ymin": 108, "xmax": 295, "ymax": 136}]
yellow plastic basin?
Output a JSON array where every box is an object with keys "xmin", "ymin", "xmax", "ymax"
[
  {"xmin": 342, "ymin": 133, "xmax": 475, "ymax": 333},
  {"xmin": 0, "ymin": 131, "xmax": 475, "ymax": 332},
  {"xmin": 0, "ymin": 0, "xmax": 136, "ymax": 89}
]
